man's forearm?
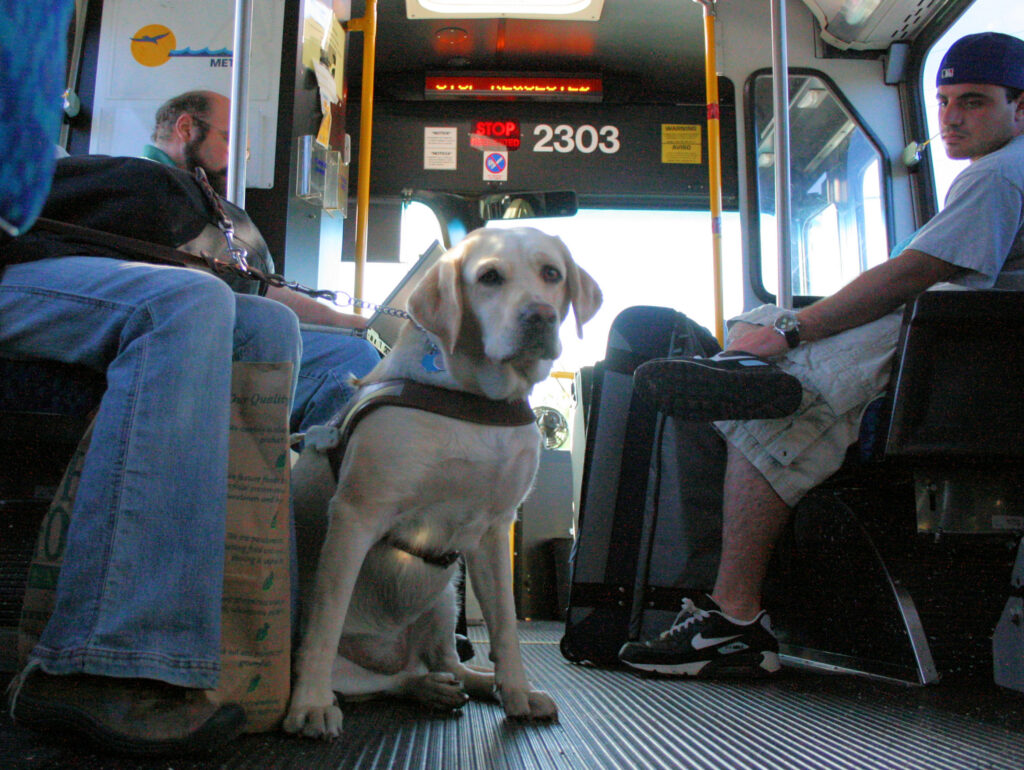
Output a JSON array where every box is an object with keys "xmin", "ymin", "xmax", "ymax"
[
  {"xmin": 797, "ymin": 250, "xmax": 958, "ymax": 343},
  {"xmin": 265, "ymin": 285, "xmax": 367, "ymax": 329}
]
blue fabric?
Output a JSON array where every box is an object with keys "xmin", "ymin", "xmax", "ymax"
[
  {"xmin": 293, "ymin": 328, "xmax": 382, "ymax": 434},
  {"xmin": 0, "ymin": 0, "xmax": 74, "ymax": 235},
  {"xmin": 0, "ymin": 257, "xmax": 301, "ymax": 687},
  {"xmin": 140, "ymin": 147, "xmax": 381, "ymax": 427}
]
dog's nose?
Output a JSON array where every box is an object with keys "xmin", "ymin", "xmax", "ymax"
[
  {"xmin": 518, "ymin": 302, "xmax": 561, "ymax": 359},
  {"xmin": 522, "ymin": 302, "xmax": 558, "ymax": 330}
]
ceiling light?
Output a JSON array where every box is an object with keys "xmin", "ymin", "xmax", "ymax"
[
  {"xmin": 435, "ymin": 26, "xmax": 469, "ymax": 44},
  {"xmin": 406, "ymin": 0, "xmax": 604, "ymax": 21},
  {"xmin": 796, "ymin": 88, "xmax": 828, "ymax": 109}
]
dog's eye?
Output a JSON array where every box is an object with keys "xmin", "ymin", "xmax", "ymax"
[
  {"xmin": 541, "ymin": 265, "xmax": 562, "ymax": 283},
  {"xmin": 478, "ymin": 268, "xmax": 504, "ymax": 286}
]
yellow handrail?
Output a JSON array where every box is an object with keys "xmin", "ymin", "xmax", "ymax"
[
  {"xmin": 346, "ymin": 0, "xmax": 378, "ymax": 312},
  {"xmin": 696, "ymin": 0, "xmax": 725, "ymax": 345}
]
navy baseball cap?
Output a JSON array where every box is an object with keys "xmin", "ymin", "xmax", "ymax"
[{"xmin": 937, "ymin": 32, "xmax": 1024, "ymax": 90}]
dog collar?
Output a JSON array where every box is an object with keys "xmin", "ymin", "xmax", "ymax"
[{"xmin": 383, "ymin": 534, "xmax": 461, "ymax": 569}]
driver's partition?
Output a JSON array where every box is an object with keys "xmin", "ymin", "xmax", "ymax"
[{"xmin": 769, "ymin": 289, "xmax": 1024, "ymax": 686}]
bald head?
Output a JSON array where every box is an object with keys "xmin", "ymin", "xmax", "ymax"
[{"xmin": 151, "ymin": 90, "xmax": 231, "ymax": 194}]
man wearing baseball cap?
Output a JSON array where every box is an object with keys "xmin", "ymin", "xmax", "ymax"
[
  {"xmin": 619, "ymin": 32, "xmax": 1024, "ymax": 678},
  {"xmin": 936, "ymin": 32, "xmax": 1024, "ymax": 161}
]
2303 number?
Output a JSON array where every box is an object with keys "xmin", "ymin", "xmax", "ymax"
[{"xmin": 532, "ymin": 124, "xmax": 621, "ymax": 154}]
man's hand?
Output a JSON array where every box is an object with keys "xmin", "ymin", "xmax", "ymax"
[{"xmin": 725, "ymin": 322, "xmax": 790, "ymax": 359}]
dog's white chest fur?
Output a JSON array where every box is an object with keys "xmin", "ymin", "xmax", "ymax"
[{"xmin": 342, "ymin": 407, "xmax": 541, "ymax": 550}]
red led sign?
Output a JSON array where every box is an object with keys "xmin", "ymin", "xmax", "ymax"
[
  {"xmin": 470, "ymin": 120, "xmax": 521, "ymax": 151},
  {"xmin": 425, "ymin": 74, "xmax": 602, "ymax": 102}
]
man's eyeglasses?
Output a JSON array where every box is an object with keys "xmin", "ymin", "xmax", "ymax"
[{"xmin": 191, "ymin": 116, "xmax": 230, "ymax": 143}]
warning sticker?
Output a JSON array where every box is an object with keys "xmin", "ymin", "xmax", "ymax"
[
  {"xmin": 662, "ymin": 124, "xmax": 702, "ymax": 164},
  {"xmin": 483, "ymin": 151, "xmax": 508, "ymax": 181},
  {"xmin": 424, "ymin": 127, "xmax": 457, "ymax": 170}
]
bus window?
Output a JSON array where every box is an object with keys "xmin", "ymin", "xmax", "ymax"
[
  {"xmin": 801, "ymin": 201, "xmax": 840, "ymax": 294},
  {"xmin": 748, "ymin": 71, "xmax": 890, "ymax": 301},
  {"xmin": 860, "ymin": 158, "xmax": 888, "ymax": 270},
  {"xmin": 400, "ymin": 201, "xmax": 444, "ymax": 263},
  {"xmin": 402, "ymin": 206, "xmax": 744, "ymax": 374}
]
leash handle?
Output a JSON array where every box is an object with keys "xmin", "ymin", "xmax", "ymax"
[{"xmin": 192, "ymin": 168, "xmax": 249, "ymax": 272}]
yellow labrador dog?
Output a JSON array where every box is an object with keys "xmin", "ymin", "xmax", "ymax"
[{"xmin": 284, "ymin": 227, "xmax": 601, "ymax": 739}]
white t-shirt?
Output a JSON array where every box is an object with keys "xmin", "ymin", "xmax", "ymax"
[{"xmin": 909, "ymin": 133, "xmax": 1024, "ymax": 290}]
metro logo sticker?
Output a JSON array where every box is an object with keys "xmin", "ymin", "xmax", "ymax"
[{"xmin": 129, "ymin": 22, "xmax": 233, "ymax": 67}]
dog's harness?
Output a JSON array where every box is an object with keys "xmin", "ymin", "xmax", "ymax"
[{"xmin": 302, "ymin": 379, "xmax": 536, "ymax": 569}]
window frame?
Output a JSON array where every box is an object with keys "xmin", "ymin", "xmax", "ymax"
[{"xmin": 743, "ymin": 67, "xmax": 896, "ymax": 306}]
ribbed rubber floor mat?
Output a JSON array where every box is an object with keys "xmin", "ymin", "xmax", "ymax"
[{"xmin": 4, "ymin": 622, "xmax": 1024, "ymax": 769}]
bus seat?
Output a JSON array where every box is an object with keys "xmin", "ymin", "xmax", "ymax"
[
  {"xmin": 0, "ymin": 358, "xmax": 105, "ymax": 673},
  {"xmin": 878, "ymin": 290, "xmax": 1024, "ymax": 535},
  {"xmin": 770, "ymin": 289, "xmax": 1024, "ymax": 685},
  {"xmin": 883, "ymin": 289, "xmax": 1024, "ymax": 461}
]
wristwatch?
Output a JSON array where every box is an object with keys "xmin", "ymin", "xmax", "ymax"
[{"xmin": 772, "ymin": 313, "xmax": 801, "ymax": 348}]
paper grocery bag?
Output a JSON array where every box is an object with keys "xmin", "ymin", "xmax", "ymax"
[
  {"xmin": 18, "ymin": 361, "xmax": 293, "ymax": 733},
  {"xmin": 210, "ymin": 361, "xmax": 293, "ymax": 731}
]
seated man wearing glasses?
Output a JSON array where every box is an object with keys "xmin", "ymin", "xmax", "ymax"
[{"xmin": 142, "ymin": 90, "xmax": 381, "ymax": 437}]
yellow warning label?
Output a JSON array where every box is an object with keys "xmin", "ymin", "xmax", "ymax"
[{"xmin": 662, "ymin": 124, "xmax": 702, "ymax": 164}]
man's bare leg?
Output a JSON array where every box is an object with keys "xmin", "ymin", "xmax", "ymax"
[{"xmin": 711, "ymin": 442, "xmax": 793, "ymax": 622}]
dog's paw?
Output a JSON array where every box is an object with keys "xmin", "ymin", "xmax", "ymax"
[
  {"xmin": 283, "ymin": 697, "xmax": 344, "ymax": 740},
  {"xmin": 403, "ymin": 671, "xmax": 471, "ymax": 711},
  {"xmin": 499, "ymin": 688, "xmax": 558, "ymax": 721}
]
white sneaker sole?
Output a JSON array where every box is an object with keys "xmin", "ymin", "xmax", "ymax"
[{"xmin": 623, "ymin": 651, "xmax": 781, "ymax": 678}]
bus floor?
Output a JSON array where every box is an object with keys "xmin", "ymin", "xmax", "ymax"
[{"xmin": 3, "ymin": 620, "xmax": 1024, "ymax": 769}]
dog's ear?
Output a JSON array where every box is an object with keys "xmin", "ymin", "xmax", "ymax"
[
  {"xmin": 560, "ymin": 244, "xmax": 602, "ymax": 338},
  {"xmin": 407, "ymin": 252, "xmax": 464, "ymax": 355}
]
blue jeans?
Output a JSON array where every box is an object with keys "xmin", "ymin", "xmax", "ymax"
[
  {"xmin": 0, "ymin": 257, "xmax": 302, "ymax": 689},
  {"xmin": 293, "ymin": 328, "xmax": 380, "ymax": 434}
]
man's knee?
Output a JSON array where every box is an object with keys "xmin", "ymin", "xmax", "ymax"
[{"xmin": 234, "ymin": 294, "xmax": 302, "ymax": 365}]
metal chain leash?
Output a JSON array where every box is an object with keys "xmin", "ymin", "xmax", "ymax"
[
  {"xmin": 192, "ymin": 168, "xmax": 412, "ymax": 321},
  {"xmin": 194, "ymin": 168, "xmax": 251, "ymax": 273},
  {"xmin": 263, "ymin": 270, "xmax": 413, "ymax": 319}
]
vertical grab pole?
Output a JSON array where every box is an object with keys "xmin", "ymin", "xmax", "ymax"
[
  {"xmin": 770, "ymin": 0, "xmax": 794, "ymax": 309},
  {"xmin": 227, "ymin": 0, "xmax": 254, "ymax": 207},
  {"xmin": 694, "ymin": 0, "xmax": 725, "ymax": 345},
  {"xmin": 347, "ymin": 0, "xmax": 379, "ymax": 310}
]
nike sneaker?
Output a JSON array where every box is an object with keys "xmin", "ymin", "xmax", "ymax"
[
  {"xmin": 632, "ymin": 351, "xmax": 803, "ymax": 422},
  {"xmin": 618, "ymin": 595, "xmax": 781, "ymax": 677}
]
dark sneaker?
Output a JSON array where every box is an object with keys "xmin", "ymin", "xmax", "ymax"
[
  {"xmin": 8, "ymin": 668, "xmax": 246, "ymax": 756},
  {"xmin": 456, "ymin": 633, "xmax": 475, "ymax": 662},
  {"xmin": 618, "ymin": 596, "xmax": 781, "ymax": 677},
  {"xmin": 633, "ymin": 351, "xmax": 803, "ymax": 421}
]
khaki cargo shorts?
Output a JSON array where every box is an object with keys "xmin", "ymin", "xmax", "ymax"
[{"xmin": 715, "ymin": 305, "xmax": 903, "ymax": 507}]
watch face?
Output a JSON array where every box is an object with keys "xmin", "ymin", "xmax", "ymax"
[{"xmin": 775, "ymin": 315, "xmax": 797, "ymax": 332}]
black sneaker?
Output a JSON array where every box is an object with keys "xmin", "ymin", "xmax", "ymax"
[
  {"xmin": 633, "ymin": 351, "xmax": 803, "ymax": 421},
  {"xmin": 618, "ymin": 596, "xmax": 781, "ymax": 677}
]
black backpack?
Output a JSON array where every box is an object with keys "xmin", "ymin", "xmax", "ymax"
[{"xmin": 2, "ymin": 155, "xmax": 273, "ymax": 295}]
